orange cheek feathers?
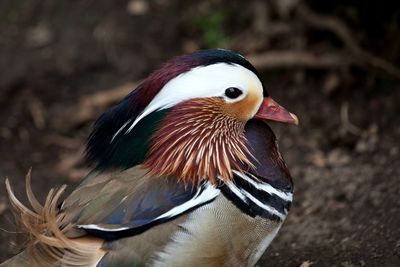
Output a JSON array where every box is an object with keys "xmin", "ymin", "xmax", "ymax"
[{"xmin": 221, "ymin": 93, "xmax": 261, "ymax": 121}]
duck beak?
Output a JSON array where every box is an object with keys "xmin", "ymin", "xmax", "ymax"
[{"xmin": 254, "ymin": 97, "xmax": 299, "ymax": 125}]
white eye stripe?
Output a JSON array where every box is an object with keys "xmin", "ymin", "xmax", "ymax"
[{"xmin": 123, "ymin": 63, "xmax": 263, "ymax": 134}]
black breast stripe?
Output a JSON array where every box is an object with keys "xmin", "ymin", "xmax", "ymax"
[
  {"xmin": 232, "ymin": 174, "xmax": 292, "ymax": 214},
  {"xmin": 219, "ymin": 172, "xmax": 293, "ymax": 222}
]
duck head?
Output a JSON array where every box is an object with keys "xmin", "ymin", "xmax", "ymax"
[{"xmin": 86, "ymin": 49, "xmax": 298, "ymax": 184}]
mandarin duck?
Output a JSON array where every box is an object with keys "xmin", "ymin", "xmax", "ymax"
[{"xmin": 2, "ymin": 49, "xmax": 298, "ymax": 267}]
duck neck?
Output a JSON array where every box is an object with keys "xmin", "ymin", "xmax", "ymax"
[{"xmin": 143, "ymin": 98, "xmax": 254, "ymax": 184}]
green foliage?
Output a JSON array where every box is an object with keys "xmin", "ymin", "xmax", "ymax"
[
  {"xmin": 0, "ymin": 0, "xmax": 26, "ymax": 23},
  {"xmin": 194, "ymin": 10, "xmax": 230, "ymax": 48}
]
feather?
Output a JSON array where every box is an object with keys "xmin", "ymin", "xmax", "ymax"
[
  {"xmin": 5, "ymin": 172, "xmax": 105, "ymax": 267},
  {"xmin": 244, "ymin": 120, "xmax": 293, "ymax": 190},
  {"xmin": 61, "ymin": 166, "xmax": 219, "ymax": 241},
  {"xmin": 144, "ymin": 98, "xmax": 255, "ymax": 184},
  {"xmin": 86, "ymin": 49, "xmax": 268, "ymax": 173}
]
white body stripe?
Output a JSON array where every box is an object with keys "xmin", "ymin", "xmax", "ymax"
[
  {"xmin": 77, "ymin": 182, "xmax": 220, "ymax": 232},
  {"xmin": 78, "ymin": 174, "xmax": 291, "ymax": 233},
  {"xmin": 154, "ymin": 182, "xmax": 220, "ymax": 220},
  {"xmin": 233, "ymin": 170, "xmax": 293, "ymax": 202},
  {"xmin": 225, "ymin": 180, "xmax": 286, "ymax": 220},
  {"xmin": 77, "ymin": 224, "xmax": 130, "ymax": 232}
]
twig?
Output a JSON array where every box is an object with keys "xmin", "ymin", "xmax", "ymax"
[
  {"xmin": 297, "ymin": 4, "xmax": 400, "ymax": 79},
  {"xmin": 79, "ymin": 81, "xmax": 138, "ymax": 109},
  {"xmin": 54, "ymin": 51, "xmax": 357, "ymax": 132},
  {"xmin": 56, "ymin": 150, "xmax": 85, "ymax": 173},
  {"xmin": 76, "ymin": 81, "xmax": 139, "ymax": 122},
  {"xmin": 248, "ymin": 51, "xmax": 352, "ymax": 69},
  {"xmin": 53, "ymin": 81, "xmax": 139, "ymax": 132},
  {"xmin": 0, "ymin": 201, "xmax": 6, "ymax": 215},
  {"xmin": 28, "ymin": 97, "xmax": 46, "ymax": 129},
  {"xmin": 44, "ymin": 134, "xmax": 82, "ymax": 149},
  {"xmin": 340, "ymin": 102, "xmax": 363, "ymax": 135},
  {"xmin": 56, "ymin": 151, "xmax": 89, "ymax": 182},
  {"xmin": 56, "ymin": 8, "xmax": 400, "ymax": 133}
]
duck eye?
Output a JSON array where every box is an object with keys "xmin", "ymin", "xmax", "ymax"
[{"xmin": 225, "ymin": 87, "xmax": 243, "ymax": 99}]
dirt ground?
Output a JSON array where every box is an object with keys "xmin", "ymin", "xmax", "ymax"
[{"xmin": 1, "ymin": 1, "xmax": 400, "ymax": 266}]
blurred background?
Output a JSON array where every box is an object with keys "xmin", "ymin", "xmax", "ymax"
[{"xmin": 0, "ymin": 0, "xmax": 399, "ymax": 266}]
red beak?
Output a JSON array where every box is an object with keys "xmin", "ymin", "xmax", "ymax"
[{"xmin": 254, "ymin": 97, "xmax": 299, "ymax": 125}]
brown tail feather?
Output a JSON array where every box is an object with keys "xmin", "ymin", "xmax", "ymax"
[{"xmin": 4, "ymin": 170, "xmax": 105, "ymax": 267}]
